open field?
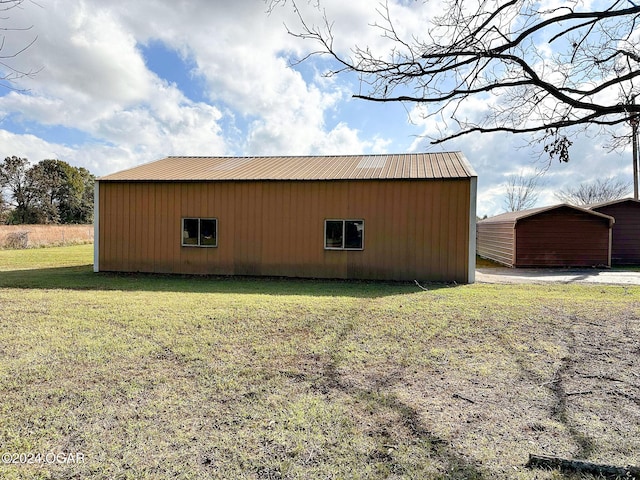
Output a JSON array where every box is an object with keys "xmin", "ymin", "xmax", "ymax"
[
  {"xmin": 0, "ymin": 225, "xmax": 93, "ymax": 249},
  {"xmin": 0, "ymin": 245, "xmax": 639, "ymax": 479}
]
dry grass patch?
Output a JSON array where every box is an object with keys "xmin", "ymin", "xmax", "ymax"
[
  {"xmin": 0, "ymin": 246, "xmax": 638, "ymax": 479},
  {"xmin": 0, "ymin": 225, "xmax": 93, "ymax": 249}
]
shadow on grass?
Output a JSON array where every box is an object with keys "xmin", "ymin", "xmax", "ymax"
[{"xmin": 0, "ymin": 264, "xmax": 460, "ymax": 298}]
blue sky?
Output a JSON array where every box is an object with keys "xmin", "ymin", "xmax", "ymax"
[{"xmin": 0, "ymin": 0, "xmax": 635, "ymax": 216}]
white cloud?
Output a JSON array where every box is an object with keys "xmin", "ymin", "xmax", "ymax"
[{"xmin": 0, "ymin": 0, "xmax": 634, "ymax": 208}]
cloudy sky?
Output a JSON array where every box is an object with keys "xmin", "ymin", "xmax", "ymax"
[{"xmin": 0, "ymin": 0, "xmax": 635, "ymax": 217}]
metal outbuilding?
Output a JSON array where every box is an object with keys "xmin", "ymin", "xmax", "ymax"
[
  {"xmin": 94, "ymin": 153, "xmax": 478, "ymax": 283},
  {"xmin": 477, "ymin": 204, "xmax": 614, "ymax": 267},
  {"xmin": 588, "ymin": 198, "xmax": 640, "ymax": 265}
]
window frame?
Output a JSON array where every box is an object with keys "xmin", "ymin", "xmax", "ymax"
[
  {"xmin": 181, "ymin": 217, "xmax": 218, "ymax": 248},
  {"xmin": 324, "ymin": 219, "xmax": 364, "ymax": 251}
]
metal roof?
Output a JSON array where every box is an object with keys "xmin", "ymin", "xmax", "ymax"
[
  {"xmin": 478, "ymin": 204, "xmax": 615, "ymax": 226},
  {"xmin": 98, "ymin": 152, "xmax": 476, "ymax": 182},
  {"xmin": 586, "ymin": 197, "xmax": 640, "ymax": 210}
]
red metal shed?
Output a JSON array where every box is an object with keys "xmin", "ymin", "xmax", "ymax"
[
  {"xmin": 477, "ymin": 204, "xmax": 614, "ymax": 267},
  {"xmin": 588, "ymin": 198, "xmax": 640, "ymax": 265}
]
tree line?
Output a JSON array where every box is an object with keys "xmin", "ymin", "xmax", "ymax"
[{"xmin": 0, "ymin": 156, "xmax": 94, "ymax": 224}]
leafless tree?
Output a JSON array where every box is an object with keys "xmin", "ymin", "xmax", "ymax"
[
  {"xmin": 504, "ymin": 171, "xmax": 542, "ymax": 211},
  {"xmin": 555, "ymin": 177, "xmax": 631, "ymax": 205},
  {"xmin": 0, "ymin": 0, "xmax": 39, "ymax": 90},
  {"xmin": 276, "ymin": 0, "xmax": 640, "ymax": 162}
]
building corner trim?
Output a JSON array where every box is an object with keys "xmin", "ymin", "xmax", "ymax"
[
  {"xmin": 93, "ymin": 181, "xmax": 99, "ymax": 273},
  {"xmin": 468, "ymin": 176, "xmax": 477, "ymax": 283}
]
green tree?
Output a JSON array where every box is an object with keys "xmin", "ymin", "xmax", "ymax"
[
  {"xmin": 26, "ymin": 159, "xmax": 64, "ymax": 223},
  {"xmin": 0, "ymin": 157, "xmax": 95, "ymax": 224},
  {"xmin": 0, "ymin": 156, "xmax": 38, "ymax": 224},
  {"xmin": 57, "ymin": 164, "xmax": 95, "ymax": 224}
]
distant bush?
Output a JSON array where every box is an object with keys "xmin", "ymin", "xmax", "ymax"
[{"xmin": 4, "ymin": 231, "xmax": 29, "ymax": 249}]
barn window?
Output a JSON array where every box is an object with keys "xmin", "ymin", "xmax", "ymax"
[
  {"xmin": 324, "ymin": 219, "xmax": 364, "ymax": 250},
  {"xmin": 182, "ymin": 218, "xmax": 217, "ymax": 247}
]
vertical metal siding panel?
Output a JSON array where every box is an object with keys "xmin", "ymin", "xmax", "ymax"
[
  {"xmin": 279, "ymin": 182, "xmax": 292, "ymax": 277},
  {"xmin": 265, "ymin": 182, "xmax": 283, "ymax": 277},
  {"xmin": 145, "ymin": 184, "xmax": 156, "ymax": 272},
  {"xmin": 149, "ymin": 183, "xmax": 161, "ymax": 272},
  {"xmin": 170, "ymin": 183, "xmax": 181, "ymax": 273},
  {"xmin": 515, "ymin": 209, "xmax": 610, "ymax": 267},
  {"xmin": 132, "ymin": 183, "xmax": 141, "ymax": 271},
  {"xmin": 302, "ymin": 181, "xmax": 315, "ymax": 277},
  {"xmin": 216, "ymin": 182, "xmax": 233, "ymax": 275},
  {"xmin": 368, "ymin": 181, "xmax": 384, "ymax": 280},
  {"xmin": 255, "ymin": 182, "xmax": 265, "ymax": 275},
  {"xmin": 234, "ymin": 182, "xmax": 248, "ymax": 274},
  {"xmin": 264, "ymin": 182, "xmax": 277, "ymax": 276},
  {"xmin": 260, "ymin": 182, "xmax": 276, "ymax": 276},
  {"xmin": 447, "ymin": 180, "xmax": 469, "ymax": 283},
  {"xmin": 98, "ymin": 184, "xmax": 108, "ymax": 269},
  {"xmin": 109, "ymin": 183, "xmax": 120, "ymax": 271},
  {"xmin": 406, "ymin": 181, "xmax": 419, "ymax": 280},
  {"xmin": 180, "ymin": 183, "xmax": 191, "ymax": 273},
  {"xmin": 376, "ymin": 181, "xmax": 391, "ymax": 278},
  {"xmin": 120, "ymin": 183, "xmax": 131, "ymax": 272},
  {"xmin": 135, "ymin": 183, "xmax": 146, "ymax": 271},
  {"xmin": 422, "ymin": 178, "xmax": 436, "ymax": 277},
  {"xmin": 225, "ymin": 182, "xmax": 237, "ymax": 275},
  {"xmin": 116, "ymin": 183, "xmax": 126, "ymax": 271},
  {"xmin": 307, "ymin": 182, "xmax": 322, "ymax": 277},
  {"xmin": 159, "ymin": 182, "xmax": 172, "ymax": 273},
  {"xmin": 244, "ymin": 181, "xmax": 263, "ymax": 275},
  {"xmin": 594, "ymin": 203, "xmax": 640, "ymax": 264},
  {"xmin": 430, "ymin": 182, "xmax": 444, "ymax": 279},
  {"xmin": 456, "ymin": 180, "xmax": 471, "ymax": 282},
  {"xmin": 439, "ymin": 181, "xmax": 452, "ymax": 279},
  {"xmin": 413, "ymin": 180, "xmax": 427, "ymax": 280},
  {"xmin": 443, "ymin": 181, "xmax": 456, "ymax": 279},
  {"xmin": 292, "ymin": 182, "xmax": 306, "ymax": 277},
  {"xmin": 99, "ymin": 184, "xmax": 110, "ymax": 270},
  {"xmin": 397, "ymin": 181, "xmax": 411, "ymax": 280}
]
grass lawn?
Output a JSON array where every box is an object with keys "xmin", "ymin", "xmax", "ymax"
[{"xmin": 0, "ymin": 244, "xmax": 639, "ymax": 479}]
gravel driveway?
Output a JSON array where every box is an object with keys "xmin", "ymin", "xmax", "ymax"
[{"xmin": 476, "ymin": 267, "xmax": 640, "ymax": 285}]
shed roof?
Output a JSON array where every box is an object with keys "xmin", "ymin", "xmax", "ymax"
[
  {"xmin": 98, "ymin": 152, "xmax": 476, "ymax": 182},
  {"xmin": 478, "ymin": 204, "xmax": 615, "ymax": 226},
  {"xmin": 586, "ymin": 198, "xmax": 640, "ymax": 210}
]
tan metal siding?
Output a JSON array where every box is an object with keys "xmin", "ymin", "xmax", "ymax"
[
  {"xmin": 477, "ymin": 221, "xmax": 515, "ymax": 266},
  {"xmin": 98, "ymin": 178, "xmax": 472, "ymax": 282},
  {"xmin": 592, "ymin": 201, "xmax": 640, "ymax": 265}
]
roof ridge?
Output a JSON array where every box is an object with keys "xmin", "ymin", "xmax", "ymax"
[{"xmin": 98, "ymin": 152, "xmax": 474, "ymax": 181}]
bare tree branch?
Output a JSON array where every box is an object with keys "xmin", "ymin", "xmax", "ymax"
[
  {"xmin": 555, "ymin": 177, "xmax": 632, "ymax": 205},
  {"xmin": 0, "ymin": 0, "xmax": 40, "ymax": 90},
  {"xmin": 504, "ymin": 170, "xmax": 544, "ymax": 211},
  {"xmin": 280, "ymin": 0, "xmax": 640, "ymax": 161}
]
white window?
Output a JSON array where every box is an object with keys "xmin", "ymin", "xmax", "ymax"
[
  {"xmin": 324, "ymin": 219, "xmax": 364, "ymax": 250},
  {"xmin": 182, "ymin": 218, "xmax": 218, "ymax": 247}
]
